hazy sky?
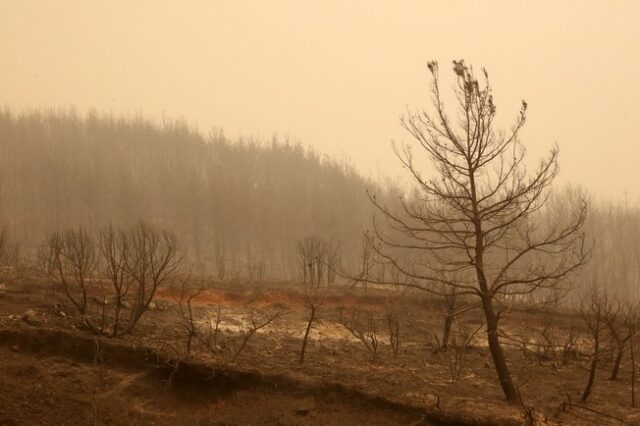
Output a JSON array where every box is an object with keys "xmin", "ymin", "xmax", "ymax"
[{"xmin": 2, "ymin": 1, "xmax": 639, "ymax": 200}]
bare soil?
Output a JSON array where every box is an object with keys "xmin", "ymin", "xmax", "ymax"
[
  {"xmin": 0, "ymin": 341, "xmax": 430, "ymax": 425},
  {"xmin": 1, "ymin": 278, "xmax": 639, "ymax": 425}
]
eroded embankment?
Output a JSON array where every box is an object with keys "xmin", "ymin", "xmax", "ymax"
[{"xmin": 0, "ymin": 327, "xmax": 524, "ymax": 425}]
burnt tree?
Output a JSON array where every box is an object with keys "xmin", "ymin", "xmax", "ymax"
[{"xmin": 367, "ymin": 60, "xmax": 588, "ymax": 401}]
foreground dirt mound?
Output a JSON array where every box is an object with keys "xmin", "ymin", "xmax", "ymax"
[{"xmin": 0, "ymin": 327, "xmax": 530, "ymax": 425}]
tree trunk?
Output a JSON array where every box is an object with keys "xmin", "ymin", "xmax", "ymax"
[
  {"xmin": 581, "ymin": 334, "xmax": 599, "ymax": 402},
  {"xmin": 112, "ymin": 295, "xmax": 122, "ymax": 337},
  {"xmin": 608, "ymin": 325, "xmax": 626, "ymax": 381},
  {"xmin": 440, "ymin": 290, "xmax": 457, "ymax": 351},
  {"xmin": 481, "ymin": 295, "xmax": 519, "ymax": 402},
  {"xmin": 610, "ymin": 347, "xmax": 624, "ymax": 380},
  {"xmin": 186, "ymin": 331, "xmax": 193, "ymax": 356},
  {"xmin": 441, "ymin": 313, "xmax": 453, "ymax": 351},
  {"xmin": 469, "ymin": 167, "xmax": 518, "ymax": 402},
  {"xmin": 300, "ymin": 305, "xmax": 317, "ymax": 364}
]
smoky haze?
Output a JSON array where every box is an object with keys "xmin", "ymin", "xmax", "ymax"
[
  {"xmin": 5, "ymin": 3, "xmax": 640, "ymax": 424},
  {"xmin": 1, "ymin": 1, "xmax": 639, "ymax": 200}
]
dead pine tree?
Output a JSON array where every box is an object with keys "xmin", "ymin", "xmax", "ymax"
[{"xmin": 365, "ymin": 60, "xmax": 588, "ymax": 402}]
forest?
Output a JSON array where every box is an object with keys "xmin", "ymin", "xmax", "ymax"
[{"xmin": 0, "ymin": 107, "xmax": 390, "ymax": 280}]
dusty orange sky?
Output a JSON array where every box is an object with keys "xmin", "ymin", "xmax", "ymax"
[{"xmin": 1, "ymin": 1, "xmax": 639, "ymax": 200}]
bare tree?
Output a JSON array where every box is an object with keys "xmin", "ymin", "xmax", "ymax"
[
  {"xmin": 98, "ymin": 226, "xmax": 134, "ymax": 336},
  {"xmin": 351, "ymin": 234, "xmax": 375, "ymax": 292},
  {"xmin": 448, "ymin": 319, "xmax": 483, "ymax": 383},
  {"xmin": 605, "ymin": 299, "xmax": 635, "ymax": 381},
  {"xmin": 175, "ymin": 277, "xmax": 204, "ymax": 356},
  {"xmin": 384, "ymin": 299, "xmax": 401, "ymax": 359},
  {"xmin": 299, "ymin": 283, "xmax": 323, "ymax": 364},
  {"xmin": 206, "ymin": 305, "xmax": 222, "ymax": 352},
  {"xmin": 297, "ymin": 235, "xmax": 341, "ymax": 287},
  {"xmin": 535, "ymin": 316, "xmax": 579, "ymax": 368},
  {"xmin": 366, "ymin": 60, "xmax": 588, "ymax": 401},
  {"xmin": 437, "ymin": 287, "xmax": 457, "ymax": 351},
  {"xmin": 613, "ymin": 301, "xmax": 640, "ymax": 407},
  {"xmin": 297, "ymin": 235, "xmax": 326, "ymax": 287},
  {"xmin": 578, "ymin": 288, "xmax": 616, "ymax": 402},
  {"xmin": 232, "ymin": 309, "xmax": 288, "ymax": 362},
  {"xmin": 326, "ymin": 239, "xmax": 341, "ymax": 285},
  {"xmin": 560, "ymin": 327, "xmax": 580, "ymax": 367},
  {"xmin": 46, "ymin": 228, "xmax": 98, "ymax": 330},
  {"xmin": 432, "ymin": 284, "xmax": 479, "ymax": 352},
  {"xmin": 122, "ymin": 221, "xmax": 183, "ymax": 334},
  {"xmin": 340, "ymin": 308, "xmax": 380, "ymax": 363},
  {"xmin": 45, "ymin": 222, "xmax": 182, "ymax": 337}
]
